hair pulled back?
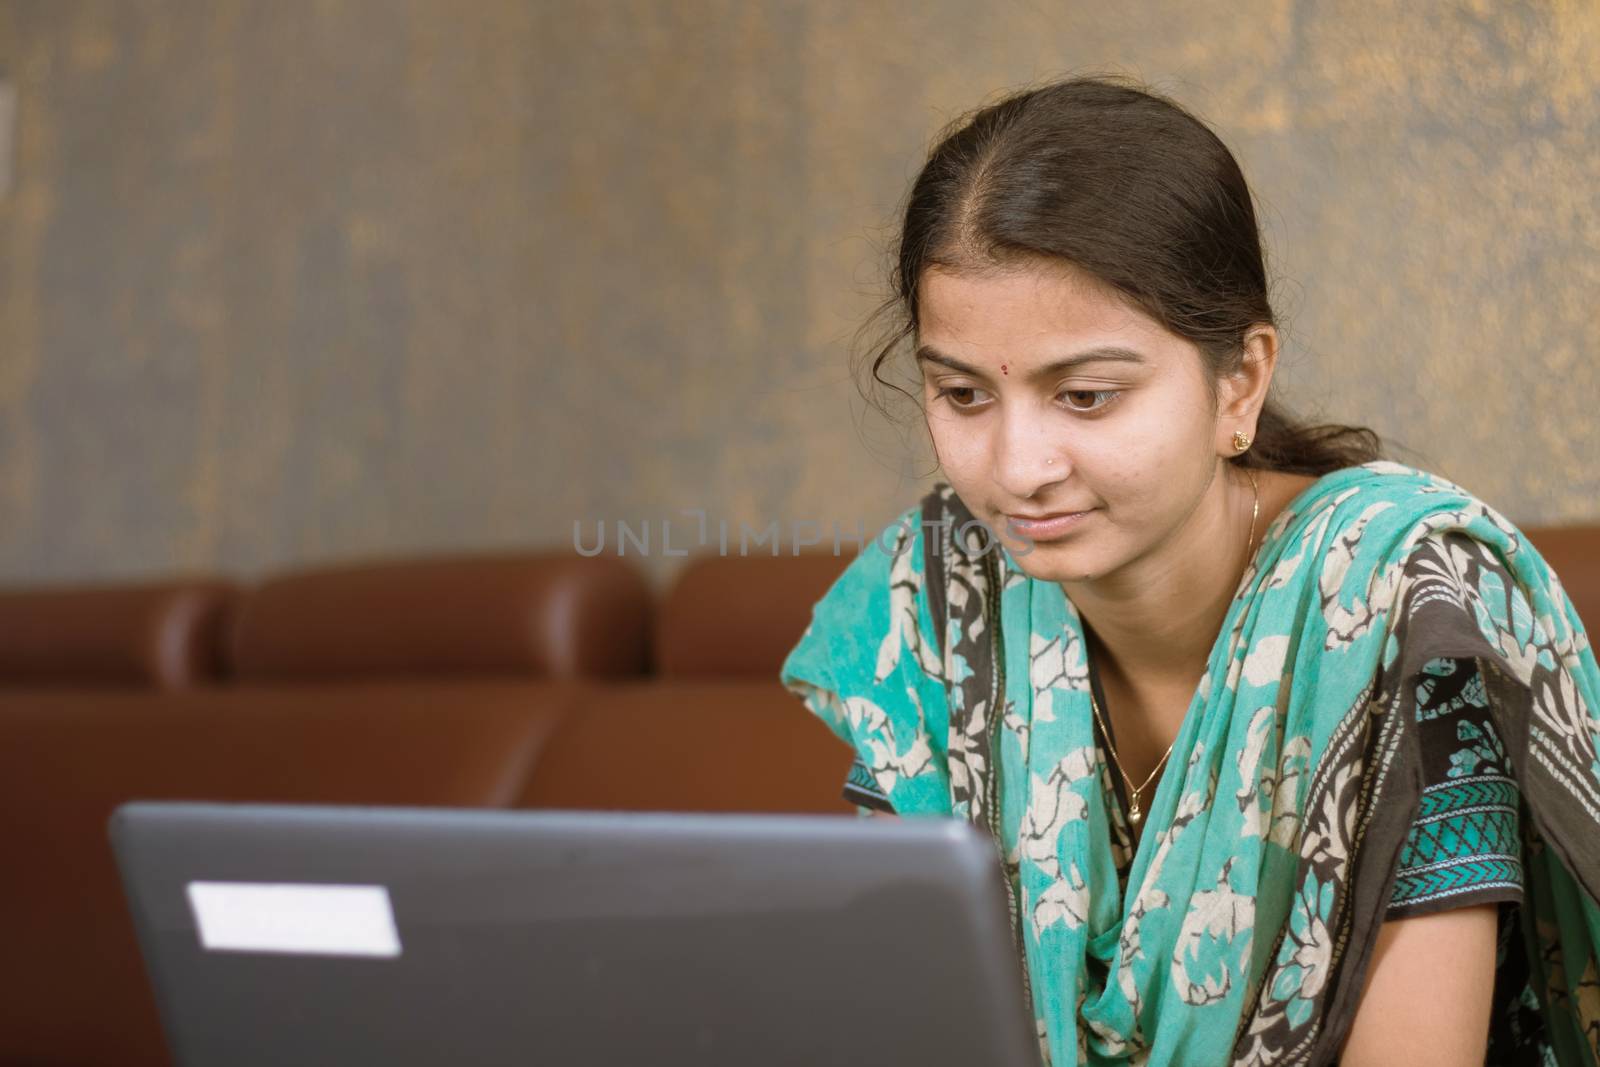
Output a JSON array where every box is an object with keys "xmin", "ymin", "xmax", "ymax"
[{"xmin": 859, "ymin": 74, "xmax": 1384, "ymax": 476}]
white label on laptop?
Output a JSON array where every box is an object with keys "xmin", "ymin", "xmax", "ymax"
[{"xmin": 186, "ymin": 882, "xmax": 403, "ymax": 958}]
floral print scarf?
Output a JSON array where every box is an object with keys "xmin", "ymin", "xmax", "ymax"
[{"xmin": 778, "ymin": 461, "xmax": 1600, "ymax": 1065}]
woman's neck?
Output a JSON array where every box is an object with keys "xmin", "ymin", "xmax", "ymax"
[{"xmin": 1064, "ymin": 467, "xmax": 1317, "ymax": 695}]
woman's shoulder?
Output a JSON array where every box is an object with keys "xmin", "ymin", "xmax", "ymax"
[
  {"xmin": 1270, "ymin": 461, "xmax": 1539, "ymax": 570},
  {"xmin": 1282, "ymin": 461, "xmax": 1485, "ymax": 520},
  {"xmin": 1375, "ymin": 485, "xmax": 1588, "ymax": 692}
]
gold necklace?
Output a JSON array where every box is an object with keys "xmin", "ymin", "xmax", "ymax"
[{"xmin": 1090, "ymin": 468, "xmax": 1260, "ymax": 831}]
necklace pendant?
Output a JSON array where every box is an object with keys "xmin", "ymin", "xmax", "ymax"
[{"xmin": 1128, "ymin": 799, "xmax": 1143, "ymax": 828}]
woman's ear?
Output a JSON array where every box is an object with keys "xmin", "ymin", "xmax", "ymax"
[{"xmin": 1217, "ymin": 325, "xmax": 1279, "ymax": 432}]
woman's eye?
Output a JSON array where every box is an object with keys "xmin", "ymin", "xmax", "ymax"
[
  {"xmin": 932, "ymin": 385, "xmax": 1121, "ymax": 414},
  {"xmin": 933, "ymin": 385, "xmax": 990, "ymax": 409},
  {"xmin": 1059, "ymin": 389, "xmax": 1120, "ymax": 413}
]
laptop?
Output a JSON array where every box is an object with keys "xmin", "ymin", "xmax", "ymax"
[{"xmin": 110, "ymin": 802, "xmax": 1043, "ymax": 1066}]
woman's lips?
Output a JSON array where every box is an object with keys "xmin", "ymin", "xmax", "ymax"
[{"xmin": 1003, "ymin": 509, "xmax": 1096, "ymax": 542}]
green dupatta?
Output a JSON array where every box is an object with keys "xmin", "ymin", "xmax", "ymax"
[{"xmin": 778, "ymin": 461, "xmax": 1600, "ymax": 1065}]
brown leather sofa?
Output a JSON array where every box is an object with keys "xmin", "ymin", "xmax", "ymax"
[
  {"xmin": 0, "ymin": 528, "xmax": 1593, "ymax": 1066},
  {"xmin": 0, "ymin": 551, "xmax": 854, "ymax": 1066}
]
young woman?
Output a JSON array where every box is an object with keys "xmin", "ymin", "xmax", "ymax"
[{"xmin": 779, "ymin": 76, "xmax": 1600, "ymax": 1066}]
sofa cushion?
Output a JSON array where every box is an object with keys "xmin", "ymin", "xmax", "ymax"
[
  {"xmin": 516, "ymin": 678, "xmax": 854, "ymax": 813},
  {"xmin": 0, "ymin": 682, "xmax": 576, "ymax": 1067}
]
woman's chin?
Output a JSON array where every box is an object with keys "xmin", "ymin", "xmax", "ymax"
[{"xmin": 1003, "ymin": 541, "xmax": 1090, "ymax": 581}]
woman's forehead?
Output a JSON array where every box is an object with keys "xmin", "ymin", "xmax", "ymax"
[{"xmin": 917, "ymin": 265, "xmax": 1172, "ymax": 360}]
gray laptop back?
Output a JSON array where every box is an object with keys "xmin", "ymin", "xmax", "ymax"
[{"xmin": 110, "ymin": 802, "xmax": 1042, "ymax": 1067}]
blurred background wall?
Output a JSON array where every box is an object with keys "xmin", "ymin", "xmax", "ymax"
[{"xmin": 0, "ymin": 0, "xmax": 1595, "ymax": 590}]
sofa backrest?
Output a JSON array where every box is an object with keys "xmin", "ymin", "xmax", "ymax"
[
  {"xmin": 653, "ymin": 551, "xmax": 850, "ymax": 678},
  {"xmin": 0, "ymin": 579, "xmax": 238, "ymax": 689},
  {"xmin": 230, "ymin": 553, "xmax": 653, "ymax": 681}
]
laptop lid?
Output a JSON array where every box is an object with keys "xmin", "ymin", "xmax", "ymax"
[{"xmin": 110, "ymin": 802, "xmax": 1042, "ymax": 1067}]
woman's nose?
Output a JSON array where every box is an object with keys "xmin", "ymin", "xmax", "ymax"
[{"xmin": 993, "ymin": 420, "xmax": 1068, "ymax": 501}]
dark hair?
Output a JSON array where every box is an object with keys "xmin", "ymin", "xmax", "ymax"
[{"xmin": 856, "ymin": 74, "xmax": 1387, "ymax": 478}]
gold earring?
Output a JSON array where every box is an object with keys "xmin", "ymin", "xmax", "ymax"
[{"xmin": 1232, "ymin": 431, "xmax": 1252, "ymax": 452}]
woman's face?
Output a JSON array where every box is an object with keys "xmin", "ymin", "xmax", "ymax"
[{"xmin": 917, "ymin": 261, "xmax": 1234, "ymax": 586}]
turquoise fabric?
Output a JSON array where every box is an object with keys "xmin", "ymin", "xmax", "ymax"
[
  {"xmin": 779, "ymin": 461, "xmax": 1600, "ymax": 1065},
  {"xmin": 839, "ymin": 650, "xmax": 1529, "ymax": 918}
]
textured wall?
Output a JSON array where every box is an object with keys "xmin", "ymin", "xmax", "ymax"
[{"xmin": 0, "ymin": 0, "xmax": 1595, "ymax": 589}]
